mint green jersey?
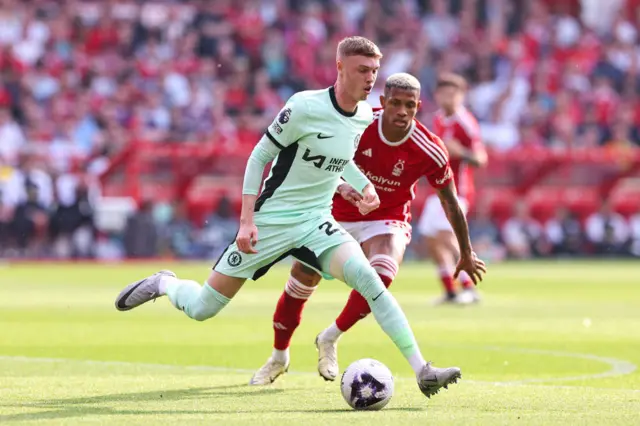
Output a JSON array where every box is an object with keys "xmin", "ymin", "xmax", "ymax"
[{"xmin": 253, "ymin": 87, "xmax": 373, "ymax": 225}]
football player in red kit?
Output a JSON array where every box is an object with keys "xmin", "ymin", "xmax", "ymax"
[
  {"xmin": 417, "ymin": 73, "xmax": 488, "ymax": 305},
  {"xmin": 250, "ymin": 73, "xmax": 486, "ymax": 385}
]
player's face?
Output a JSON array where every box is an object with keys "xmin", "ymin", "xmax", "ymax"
[
  {"xmin": 339, "ymin": 55, "xmax": 380, "ymax": 101},
  {"xmin": 435, "ymin": 85, "xmax": 464, "ymax": 112},
  {"xmin": 380, "ymin": 88, "xmax": 421, "ymax": 130}
]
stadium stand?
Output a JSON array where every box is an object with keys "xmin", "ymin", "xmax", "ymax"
[{"xmin": 0, "ymin": 0, "xmax": 639, "ymax": 260}]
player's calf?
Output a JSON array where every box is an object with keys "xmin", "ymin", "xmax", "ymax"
[
  {"xmin": 117, "ymin": 270, "xmax": 238, "ymax": 321},
  {"xmin": 323, "ymin": 254, "xmax": 398, "ymax": 339},
  {"xmin": 272, "ymin": 275, "xmax": 317, "ymax": 360}
]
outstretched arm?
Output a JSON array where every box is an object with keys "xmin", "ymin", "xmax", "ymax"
[
  {"xmin": 436, "ymin": 181, "xmax": 486, "ymax": 284},
  {"xmin": 445, "ymin": 139, "xmax": 487, "ymax": 167},
  {"xmin": 436, "ymin": 181, "xmax": 472, "ymax": 257}
]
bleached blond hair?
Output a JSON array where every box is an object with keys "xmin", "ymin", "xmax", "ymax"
[{"xmin": 385, "ymin": 73, "xmax": 421, "ymax": 94}]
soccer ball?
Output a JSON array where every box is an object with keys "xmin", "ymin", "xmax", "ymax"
[{"xmin": 340, "ymin": 358, "xmax": 394, "ymax": 410}]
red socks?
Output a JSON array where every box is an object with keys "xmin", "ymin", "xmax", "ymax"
[
  {"xmin": 335, "ymin": 255, "xmax": 398, "ymax": 332},
  {"xmin": 273, "ymin": 277, "xmax": 315, "ymax": 350},
  {"xmin": 439, "ymin": 265, "xmax": 456, "ymax": 297}
]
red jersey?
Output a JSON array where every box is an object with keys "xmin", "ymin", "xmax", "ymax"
[
  {"xmin": 433, "ymin": 107, "xmax": 482, "ymax": 206},
  {"xmin": 333, "ymin": 109, "xmax": 453, "ymax": 223}
]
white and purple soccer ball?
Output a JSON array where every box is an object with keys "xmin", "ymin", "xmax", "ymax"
[{"xmin": 340, "ymin": 358, "xmax": 394, "ymax": 410}]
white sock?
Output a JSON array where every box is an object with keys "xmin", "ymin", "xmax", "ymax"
[
  {"xmin": 409, "ymin": 350, "xmax": 427, "ymax": 376},
  {"xmin": 158, "ymin": 275, "xmax": 177, "ymax": 295},
  {"xmin": 318, "ymin": 322, "xmax": 343, "ymax": 343},
  {"xmin": 272, "ymin": 348, "xmax": 290, "ymax": 365}
]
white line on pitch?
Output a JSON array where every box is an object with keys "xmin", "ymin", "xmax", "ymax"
[{"xmin": 0, "ymin": 344, "xmax": 636, "ymax": 390}]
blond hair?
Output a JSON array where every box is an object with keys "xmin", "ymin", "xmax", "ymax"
[
  {"xmin": 336, "ymin": 36, "xmax": 382, "ymax": 60},
  {"xmin": 385, "ymin": 73, "xmax": 421, "ymax": 94}
]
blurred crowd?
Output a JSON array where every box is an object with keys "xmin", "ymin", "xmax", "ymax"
[
  {"xmin": 467, "ymin": 199, "xmax": 640, "ymax": 261},
  {"xmin": 1, "ymin": 0, "xmax": 640, "ymax": 259}
]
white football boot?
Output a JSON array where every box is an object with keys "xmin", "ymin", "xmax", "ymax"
[
  {"xmin": 115, "ymin": 270, "xmax": 176, "ymax": 311},
  {"xmin": 249, "ymin": 357, "xmax": 289, "ymax": 385},
  {"xmin": 315, "ymin": 335, "xmax": 339, "ymax": 381},
  {"xmin": 417, "ymin": 362, "xmax": 462, "ymax": 398}
]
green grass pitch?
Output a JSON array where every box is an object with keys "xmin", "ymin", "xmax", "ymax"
[{"xmin": 1, "ymin": 260, "xmax": 639, "ymax": 425}]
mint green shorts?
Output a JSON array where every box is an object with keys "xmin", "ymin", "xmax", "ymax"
[{"xmin": 213, "ymin": 215, "xmax": 354, "ymax": 280}]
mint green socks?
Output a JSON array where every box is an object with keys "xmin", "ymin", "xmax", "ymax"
[
  {"xmin": 342, "ymin": 256, "xmax": 426, "ymax": 374},
  {"xmin": 165, "ymin": 279, "xmax": 230, "ymax": 321}
]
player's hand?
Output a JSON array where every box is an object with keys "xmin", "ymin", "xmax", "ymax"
[
  {"xmin": 357, "ymin": 184, "xmax": 380, "ymax": 215},
  {"xmin": 236, "ymin": 221, "xmax": 259, "ymax": 254},
  {"xmin": 454, "ymin": 251, "xmax": 487, "ymax": 285},
  {"xmin": 337, "ymin": 182, "xmax": 363, "ymax": 207}
]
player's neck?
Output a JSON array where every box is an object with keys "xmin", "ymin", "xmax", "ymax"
[
  {"xmin": 333, "ymin": 83, "xmax": 359, "ymax": 113},
  {"xmin": 381, "ymin": 120, "xmax": 410, "ymax": 143},
  {"xmin": 443, "ymin": 106, "xmax": 459, "ymax": 117}
]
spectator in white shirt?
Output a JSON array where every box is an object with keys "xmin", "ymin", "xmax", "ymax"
[
  {"xmin": 585, "ymin": 200, "xmax": 630, "ymax": 255},
  {"xmin": 545, "ymin": 206, "xmax": 584, "ymax": 256},
  {"xmin": 0, "ymin": 108, "xmax": 26, "ymax": 166},
  {"xmin": 502, "ymin": 200, "xmax": 547, "ymax": 259}
]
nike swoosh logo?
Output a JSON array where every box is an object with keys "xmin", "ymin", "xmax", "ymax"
[
  {"xmin": 317, "ymin": 133, "xmax": 334, "ymax": 139},
  {"xmin": 116, "ymin": 279, "xmax": 146, "ymax": 310},
  {"xmin": 372, "ymin": 290, "xmax": 385, "ymax": 301}
]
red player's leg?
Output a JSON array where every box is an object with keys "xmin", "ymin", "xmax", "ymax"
[
  {"xmin": 323, "ymin": 232, "xmax": 406, "ymax": 339},
  {"xmin": 426, "ymin": 232, "xmax": 457, "ymax": 302},
  {"xmin": 273, "ymin": 262, "xmax": 321, "ymax": 355},
  {"xmin": 441, "ymin": 231, "xmax": 480, "ymax": 303},
  {"xmin": 250, "ymin": 262, "xmax": 321, "ymax": 385}
]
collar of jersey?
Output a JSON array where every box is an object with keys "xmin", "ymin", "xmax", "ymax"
[
  {"xmin": 377, "ymin": 110, "xmax": 415, "ymax": 146},
  {"xmin": 329, "ymin": 86, "xmax": 358, "ymax": 117}
]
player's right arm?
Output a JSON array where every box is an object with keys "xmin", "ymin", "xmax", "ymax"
[{"xmin": 237, "ymin": 94, "xmax": 309, "ymax": 253}]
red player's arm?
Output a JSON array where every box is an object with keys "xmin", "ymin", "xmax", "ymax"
[
  {"xmin": 442, "ymin": 115, "xmax": 487, "ymax": 168},
  {"xmin": 436, "ymin": 180, "xmax": 473, "ymax": 257},
  {"xmin": 446, "ymin": 140, "xmax": 487, "ymax": 167}
]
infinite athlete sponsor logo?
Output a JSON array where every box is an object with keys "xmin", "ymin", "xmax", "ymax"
[{"xmin": 302, "ymin": 148, "xmax": 349, "ymax": 173}]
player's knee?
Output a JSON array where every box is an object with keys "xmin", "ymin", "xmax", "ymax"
[
  {"xmin": 343, "ymin": 255, "xmax": 385, "ymax": 300},
  {"xmin": 369, "ymin": 254, "xmax": 399, "ymax": 287},
  {"xmin": 291, "ymin": 261, "xmax": 322, "ymax": 287}
]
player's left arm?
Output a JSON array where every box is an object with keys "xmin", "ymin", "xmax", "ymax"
[
  {"xmin": 436, "ymin": 180, "xmax": 486, "ymax": 283},
  {"xmin": 341, "ymin": 162, "xmax": 379, "ymax": 215},
  {"xmin": 445, "ymin": 117, "xmax": 487, "ymax": 167},
  {"xmin": 446, "ymin": 140, "xmax": 487, "ymax": 167},
  {"xmin": 426, "ymin": 146, "xmax": 487, "ymax": 282},
  {"xmin": 436, "ymin": 180, "xmax": 472, "ymax": 257},
  {"xmin": 341, "ymin": 161, "xmax": 370, "ymax": 194}
]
